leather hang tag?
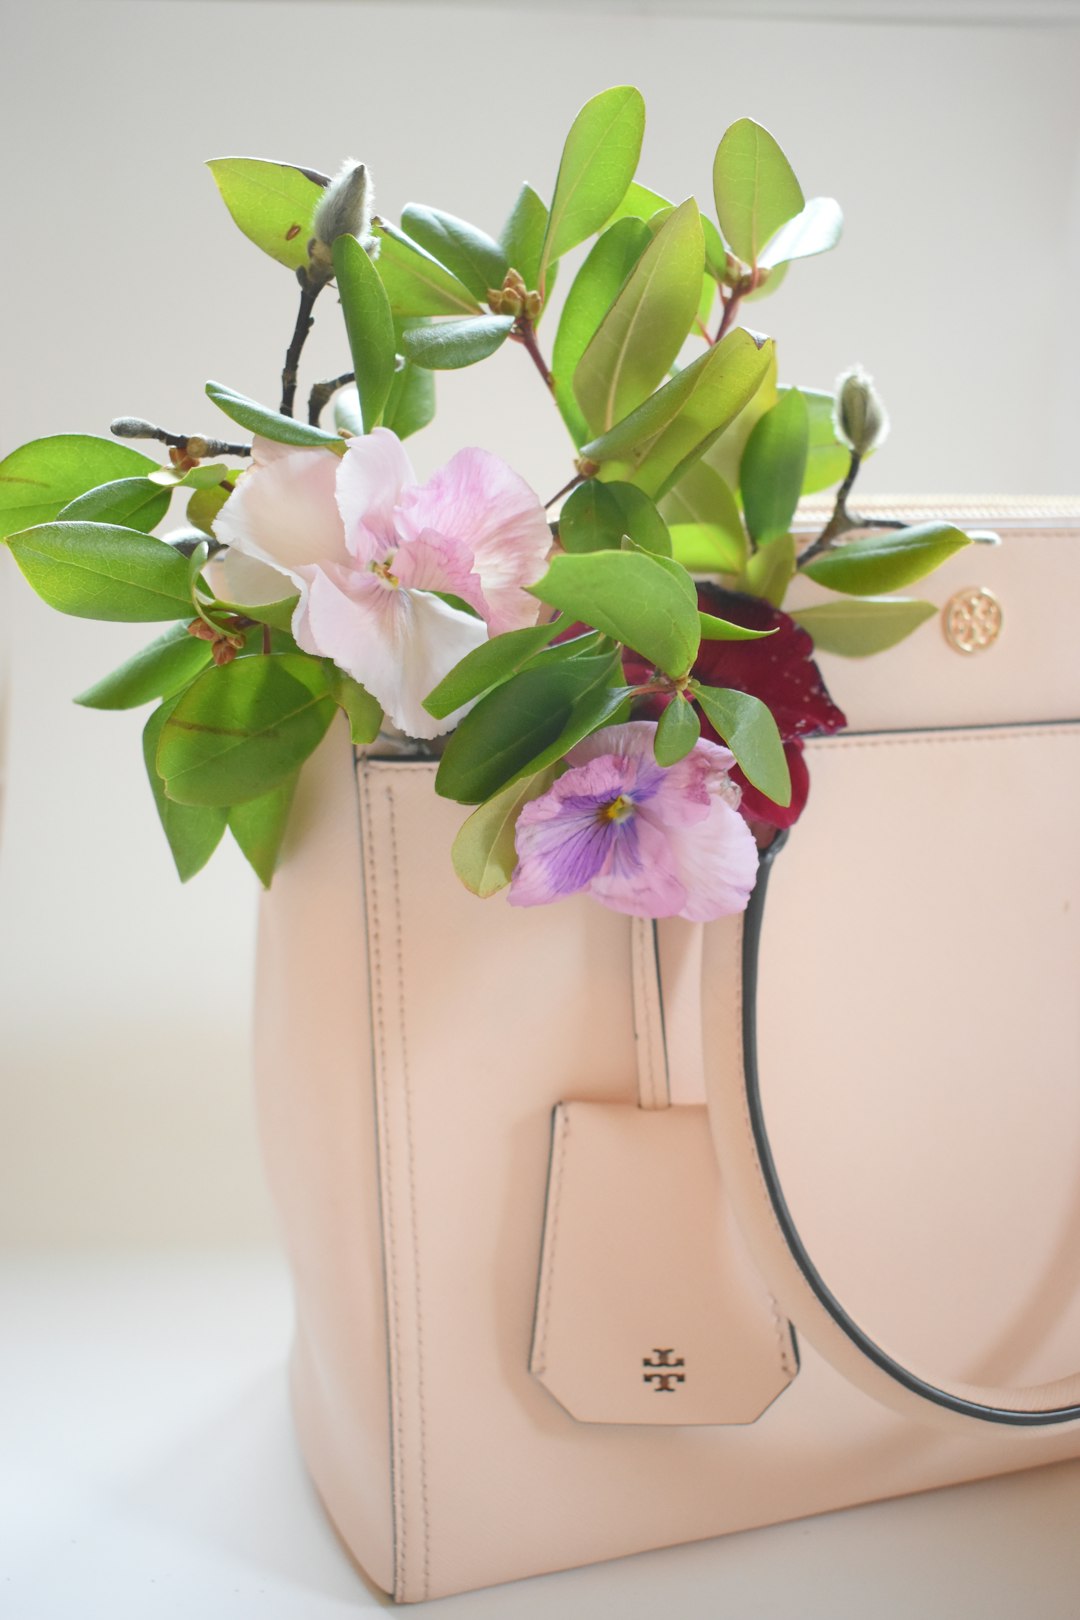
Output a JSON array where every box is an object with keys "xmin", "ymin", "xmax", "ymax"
[{"xmin": 530, "ymin": 1102, "xmax": 798, "ymax": 1426}]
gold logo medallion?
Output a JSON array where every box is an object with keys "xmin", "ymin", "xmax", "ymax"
[{"xmin": 942, "ymin": 588, "xmax": 1002, "ymax": 654}]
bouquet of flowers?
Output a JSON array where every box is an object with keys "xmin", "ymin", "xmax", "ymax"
[{"xmin": 0, "ymin": 87, "xmax": 971, "ymax": 921}]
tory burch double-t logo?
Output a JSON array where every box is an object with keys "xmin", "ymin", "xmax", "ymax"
[{"xmin": 643, "ymin": 1348, "xmax": 686, "ymax": 1392}]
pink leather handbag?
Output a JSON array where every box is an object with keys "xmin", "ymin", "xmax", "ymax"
[{"xmin": 253, "ymin": 499, "xmax": 1080, "ymax": 1602}]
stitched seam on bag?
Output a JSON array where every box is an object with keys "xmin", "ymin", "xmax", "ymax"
[
  {"xmin": 815, "ymin": 725, "xmax": 1080, "ymax": 754},
  {"xmin": 360, "ymin": 764, "xmax": 408, "ymax": 1598},
  {"xmin": 386, "ymin": 783, "xmax": 432, "ymax": 1602},
  {"xmin": 633, "ymin": 919, "xmax": 659, "ymax": 1110},
  {"xmin": 533, "ymin": 1107, "xmax": 571, "ymax": 1375}
]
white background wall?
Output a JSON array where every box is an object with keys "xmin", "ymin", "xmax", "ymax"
[{"xmin": 2, "ymin": 0, "xmax": 1079, "ymax": 1246}]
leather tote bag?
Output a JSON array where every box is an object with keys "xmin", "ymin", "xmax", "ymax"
[{"xmin": 252, "ymin": 499, "xmax": 1080, "ymax": 1602}]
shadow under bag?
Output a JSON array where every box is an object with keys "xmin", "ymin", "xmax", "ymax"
[{"xmin": 253, "ymin": 501, "xmax": 1080, "ymax": 1602}]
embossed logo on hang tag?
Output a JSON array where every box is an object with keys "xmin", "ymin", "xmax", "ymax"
[
  {"xmin": 943, "ymin": 587, "xmax": 1002, "ymax": 653},
  {"xmin": 643, "ymin": 1348, "xmax": 686, "ymax": 1392}
]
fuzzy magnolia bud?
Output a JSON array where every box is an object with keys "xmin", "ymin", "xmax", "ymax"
[
  {"xmin": 110, "ymin": 416, "xmax": 159, "ymax": 440},
  {"xmin": 307, "ymin": 159, "xmax": 378, "ymax": 280},
  {"xmin": 833, "ymin": 365, "xmax": 889, "ymax": 456}
]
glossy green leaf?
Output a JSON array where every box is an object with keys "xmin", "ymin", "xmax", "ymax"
[
  {"xmin": 519, "ymin": 680, "xmax": 633, "ymax": 780},
  {"xmin": 741, "ymin": 534, "xmax": 796, "ymax": 606},
  {"xmin": 790, "ymin": 596, "xmax": 937, "ymax": 656},
  {"xmin": 559, "ymin": 479, "xmax": 671, "ymax": 556},
  {"xmin": 228, "ymin": 773, "xmax": 300, "ymax": 886},
  {"xmin": 574, "ymin": 199, "xmax": 705, "ymax": 435},
  {"xmin": 584, "ymin": 329, "xmax": 774, "ymax": 499},
  {"xmin": 538, "ymin": 86, "xmax": 646, "ymax": 287},
  {"xmin": 740, "ymin": 388, "xmax": 810, "ymax": 544},
  {"xmin": 699, "ymin": 610, "xmax": 774, "ymax": 642},
  {"xmin": 700, "ymin": 346, "xmax": 778, "ymax": 493},
  {"xmin": 373, "ymin": 220, "xmax": 483, "ymax": 317},
  {"xmin": 333, "ymin": 234, "xmax": 396, "ymax": 431},
  {"xmin": 552, "ymin": 217, "xmax": 651, "ymax": 445},
  {"xmin": 606, "ymin": 180, "xmax": 672, "ymax": 225},
  {"xmin": 701, "ymin": 215, "xmax": 730, "ymax": 279},
  {"xmin": 401, "ymin": 315, "xmax": 514, "ymax": 370},
  {"xmin": 157, "ymin": 653, "xmax": 336, "ymax": 807},
  {"xmin": 58, "ymin": 476, "xmax": 172, "ymax": 534},
  {"xmin": 530, "ymin": 550, "xmax": 700, "ymax": 677},
  {"xmin": 424, "ymin": 621, "xmax": 560, "ymax": 720},
  {"xmin": 759, "ymin": 196, "xmax": 843, "ymax": 270},
  {"xmin": 381, "ymin": 359, "xmax": 435, "ymax": 441},
  {"xmin": 205, "ymin": 381, "xmax": 343, "ymax": 451},
  {"xmin": 143, "ymin": 700, "xmax": 227, "ymax": 881},
  {"xmin": 691, "ymin": 682, "xmax": 791, "ymax": 805},
  {"xmin": 148, "ymin": 461, "xmax": 236, "ymax": 491},
  {"xmin": 435, "ymin": 653, "xmax": 619, "ymax": 804},
  {"xmin": 401, "ymin": 205, "xmax": 509, "ymax": 302},
  {"xmin": 654, "ymin": 695, "xmax": 700, "ymax": 765},
  {"xmin": 451, "ymin": 768, "xmax": 556, "ymax": 898},
  {"xmin": 712, "ymin": 119, "xmax": 804, "ymax": 268},
  {"xmin": 6, "ymin": 521, "xmax": 194, "ymax": 620},
  {"xmin": 499, "ymin": 184, "xmax": 549, "ymax": 291},
  {"xmin": 214, "ymin": 594, "xmax": 299, "ymax": 633},
  {"xmin": 669, "ymin": 523, "xmax": 746, "ymax": 573},
  {"xmin": 187, "ymin": 482, "xmax": 232, "ymax": 536},
  {"xmin": 791, "ymin": 386, "xmax": 851, "ymax": 494},
  {"xmin": 76, "ymin": 623, "xmax": 212, "ymax": 710},
  {"xmin": 326, "ymin": 669, "xmax": 383, "ymax": 743},
  {"xmin": 801, "ymin": 523, "xmax": 970, "ymax": 596},
  {"xmin": 661, "ymin": 460, "xmax": 744, "ymax": 550},
  {"xmin": 0, "ymin": 435, "xmax": 158, "ymax": 539},
  {"xmin": 207, "ymin": 157, "xmax": 325, "ymax": 272}
]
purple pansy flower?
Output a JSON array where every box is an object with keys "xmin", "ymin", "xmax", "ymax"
[{"xmin": 509, "ymin": 721, "xmax": 759, "ymax": 920}]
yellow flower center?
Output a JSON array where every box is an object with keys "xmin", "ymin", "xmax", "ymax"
[
  {"xmin": 372, "ymin": 558, "xmax": 400, "ymax": 588},
  {"xmin": 598, "ymin": 795, "xmax": 634, "ymax": 824}
]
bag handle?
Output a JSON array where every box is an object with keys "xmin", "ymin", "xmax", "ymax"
[{"xmin": 701, "ymin": 836, "xmax": 1080, "ymax": 1430}]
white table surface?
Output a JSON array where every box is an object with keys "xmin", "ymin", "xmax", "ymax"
[{"xmin": 3, "ymin": 1250, "xmax": 1080, "ymax": 1619}]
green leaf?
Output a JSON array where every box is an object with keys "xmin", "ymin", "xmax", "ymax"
[
  {"xmin": 552, "ymin": 217, "xmax": 651, "ymax": 445},
  {"xmin": 76, "ymin": 622, "xmax": 212, "ymax": 710},
  {"xmin": 499, "ymin": 183, "xmax": 549, "ymax": 291},
  {"xmin": 559, "ymin": 479, "xmax": 671, "ymax": 556},
  {"xmin": 214, "ymin": 594, "xmax": 299, "ymax": 633},
  {"xmin": 228, "ymin": 773, "xmax": 300, "ymax": 887},
  {"xmin": 205, "ymin": 381, "xmax": 343, "ymax": 451},
  {"xmin": 0, "ymin": 434, "xmax": 158, "ymax": 539},
  {"xmin": 759, "ymin": 196, "xmax": 843, "ymax": 270},
  {"xmin": 519, "ymin": 679, "xmax": 633, "ymax": 780},
  {"xmin": 712, "ymin": 118, "xmax": 804, "ymax": 268},
  {"xmin": 791, "ymin": 386, "xmax": 851, "ymax": 494},
  {"xmin": 326, "ymin": 668, "xmax": 383, "ymax": 743},
  {"xmin": 699, "ymin": 610, "xmax": 774, "ymax": 642},
  {"xmin": 157, "ymin": 652, "xmax": 336, "ymax": 807},
  {"xmin": 583, "ymin": 328, "xmax": 775, "ymax": 499},
  {"xmin": 401, "ymin": 315, "xmax": 514, "ymax": 370},
  {"xmin": 143, "ymin": 700, "xmax": 227, "ymax": 881},
  {"xmin": 743, "ymin": 259, "xmax": 790, "ymax": 303},
  {"xmin": 451, "ymin": 768, "xmax": 556, "ymax": 898},
  {"xmin": 435, "ymin": 653, "xmax": 619, "ymax": 804},
  {"xmin": 740, "ymin": 387, "xmax": 810, "ymax": 544},
  {"xmin": 381, "ymin": 359, "xmax": 436, "ymax": 441},
  {"xmin": 654, "ymin": 695, "xmax": 700, "ymax": 765},
  {"xmin": 529, "ymin": 549, "xmax": 700, "ymax": 677},
  {"xmin": 538, "ymin": 86, "xmax": 646, "ymax": 287},
  {"xmin": 574, "ymin": 198, "xmax": 705, "ymax": 435},
  {"xmin": 606, "ymin": 180, "xmax": 672, "ymax": 225},
  {"xmin": 6, "ymin": 521, "xmax": 194, "ymax": 620},
  {"xmin": 691, "ymin": 682, "xmax": 791, "ymax": 806},
  {"xmin": 57, "ymin": 476, "xmax": 172, "ymax": 534},
  {"xmin": 424, "ymin": 620, "xmax": 560, "ymax": 720},
  {"xmin": 741, "ymin": 533, "xmax": 796, "ymax": 606},
  {"xmin": 701, "ymin": 214, "xmax": 730, "ymax": 279},
  {"xmin": 700, "ymin": 346, "xmax": 778, "ymax": 493},
  {"xmin": 661, "ymin": 460, "xmax": 745, "ymax": 554},
  {"xmin": 670, "ymin": 523, "xmax": 746, "ymax": 573},
  {"xmin": 801, "ymin": 523, "xmax": 971, "ymax": 596},
  {"xmin": 400, "ymin": 205, "xmax": 509, "ymax": 302},
  {"xmin": 332, "ymin": 234, "xmax": 396, "ymax": 431},
  {"xmin": 207, "ymin": 157, "xmax": 325, "ymax": 272},
  {"xmin": 148, "ymin": 461, "xmax": 236, "ymax": 490},
  {"xmin": 373, "ymin": 220, "xmax": 483, "ymax": 317},
  {"xmin": 790, "ymin": 596, "xmax": 937, "ymax": 656},
  {"xmin": 187, "ymin": 481, "xmax": 232, "ymax": 536}
]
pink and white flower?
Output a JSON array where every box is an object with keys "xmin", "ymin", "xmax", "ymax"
[
  {"xmin": 509, "ymin": 721, "xmax": 759, "ymax": 921},
  {"xmin": 215, "ymin": 428, "xmax": 552, "ymax": 739}
]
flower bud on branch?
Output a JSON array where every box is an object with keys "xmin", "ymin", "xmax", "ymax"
[
  {"xmin": 307, "ymin": 159, "xmax": 378, "ymax": 285},
  {"xmin": 833, "ymin": 365, "xmax": 889, "ymax": 456}
]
